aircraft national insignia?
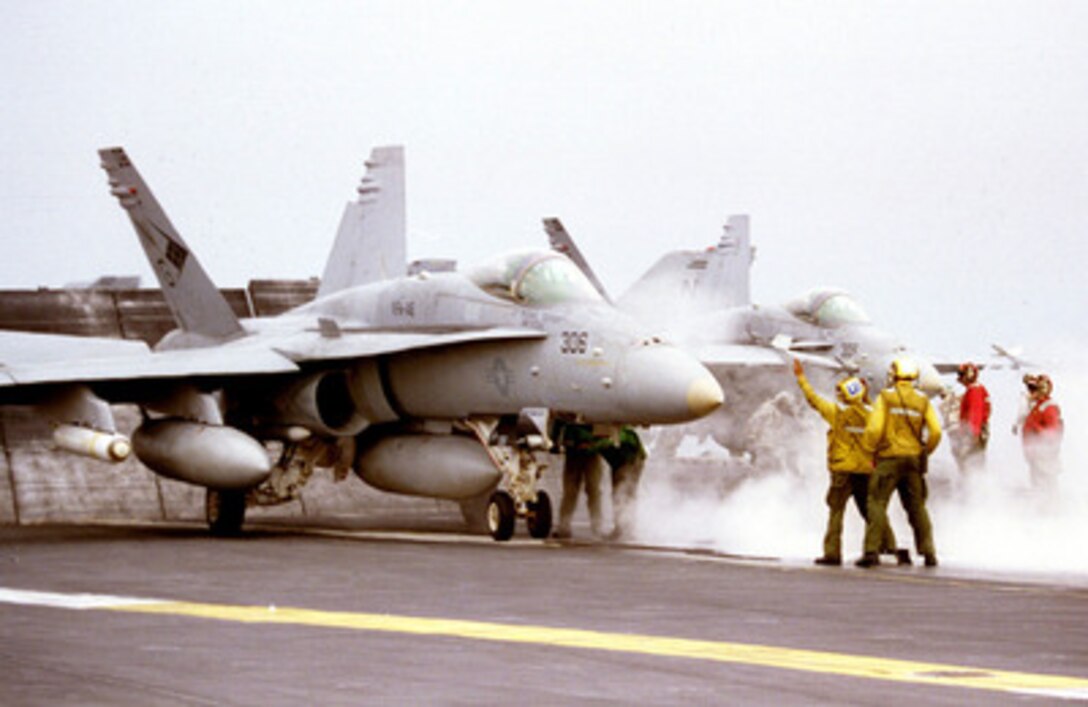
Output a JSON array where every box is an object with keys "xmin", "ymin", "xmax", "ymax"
[
  {"xmin": 164, "ymin": 236, "xmax": 188, "ymax": 270},
  {"xmin": 487, "ymin": 357, "xmax": 514, "ymax": 397}
]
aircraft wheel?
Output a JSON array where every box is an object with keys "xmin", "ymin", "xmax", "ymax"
[
  {"xmin": 206, "ymin": 489, "xmax": 246, "ymax": 537},
  {"xmin": 486, "ymin": 491, "xmax": 516, "ymax": 542},
  {"xmin": 458, "ymin": 485, "xmax": 497, "ymax": 534},
  {"xmin": 525, "ymin": 491, "xmax": 552, "ymax": 539}
]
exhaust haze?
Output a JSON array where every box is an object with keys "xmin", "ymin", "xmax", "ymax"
[{"xmin": 635, "ymin": 356, "xmax": 1085, "ymax": 581}]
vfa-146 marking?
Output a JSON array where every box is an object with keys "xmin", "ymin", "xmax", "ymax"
[{"xmin": 0, "ymin": 147, "xmax": 722, "ymax": 540}]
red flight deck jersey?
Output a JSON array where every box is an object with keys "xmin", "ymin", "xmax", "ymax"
[
  {"xmin": 1023, "ymin": 396, "xmax": 1063, "ymax": 440},
  {"xmin": 958, "ymin": 383, "xmax": 991, "ymax": 439}
]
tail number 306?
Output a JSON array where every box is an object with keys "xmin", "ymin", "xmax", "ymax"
[{"xmin": 560, "ymin": 331, "xmax": 589, "ymax": 355}]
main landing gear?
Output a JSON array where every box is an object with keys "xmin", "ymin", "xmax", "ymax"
[{"xmin": 205, "ymin": 489, "xmax": 247, "ymax": 536}]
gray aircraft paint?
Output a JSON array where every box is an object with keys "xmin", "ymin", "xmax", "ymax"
[
  {"xmin": 549, "ymin": 214, "xmax": 944, "ymax": 395},
  {"xmin": 0, "ymin": 146, "xmax": 722, "ymax": 537},
  {"xmin": 318, "ymin": 146, "xmax": 406, "ymax": 297}
]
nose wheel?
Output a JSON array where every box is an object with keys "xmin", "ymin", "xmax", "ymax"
[
  {"xmin": 486, "ymin": 490, "xmax": 553, "ymax": 541},
  {"xmin": 526, "ymin": 491, "xmax": 552, "ymax": 539}
]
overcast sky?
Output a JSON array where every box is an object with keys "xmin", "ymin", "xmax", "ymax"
[{"xmin": 2, "ymin": 1, "xmax": 1086, "ymax": 361}]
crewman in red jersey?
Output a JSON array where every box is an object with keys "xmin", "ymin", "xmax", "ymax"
[
  {"xmin": 953, "ymin": 362, "xmax": 991, "ymax": 473},
  {"xmin": 1022, "ymin": 374, "xmax": 1064, "ymax": 492}
]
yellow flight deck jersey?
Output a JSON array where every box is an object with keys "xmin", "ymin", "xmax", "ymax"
[
  {"xmin": 796, "ymin": 373, "xmax": 873, "ymax": 473},
  {"xmin": 862, "ymin": 381, "xmax": 942, "ymax": 459}
]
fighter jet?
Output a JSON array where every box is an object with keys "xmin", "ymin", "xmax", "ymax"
[
  {"xmin": 0, "ymin": 147, "xmax": 722, "ymax": 540},
  {"xmin": 546, "ymin": 215, "xmax": 945, "ymax": 459}
]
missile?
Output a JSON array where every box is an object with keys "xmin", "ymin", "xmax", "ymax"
[
  {"xmin": 132, "ymin": 419, "xmax": 272, "ymax": 489},
  {"xmin": 53, "ymin": 424, "xmax": 132, "ymax": 463}
]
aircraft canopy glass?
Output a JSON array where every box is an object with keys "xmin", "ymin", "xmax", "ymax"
[
  {"xmin": 468, "ymin": 250, "xmax": 603, "ymax": 305},
  {"xmin": 785, "ymin": 288, "xmax": 870, "ymax": 328}
]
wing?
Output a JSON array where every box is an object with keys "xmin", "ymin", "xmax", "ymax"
[
  {"xmin": 695, "ymin": 343, "xmax": 842, "ymax": 371},
  {"xmin": 0, "ymin": 330, "xmax": 295, "ymax": 389},
  {"xmin": 0, "ymin": 325, "xmax": 547, "ymax": 389},
  {"xmin": 0, "ymin": 330, "xmax": 151, "ymax": 366},
  {"xmin": 0, "ymin": 330, "xmax": 153, "ymax": 387}
]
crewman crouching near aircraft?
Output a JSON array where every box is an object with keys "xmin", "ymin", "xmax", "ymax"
[
  {"xmin": 793, "ymin": 360, "xmax": 907, "ymax": 566},
  {"xmin": 552, "ymin": 422, "xmax": 606, "ymax": 539},
  {"xmin": 600, "ymin": 426, "xmax": 647, "ymax": 542},
  {"xmin": 952, "ymin": 362, "xmax": 991, "ymax": 473},
  {"xmin": 1021, "ymin": 373, "xmax": 1064, "ymax": 493},
  {"xmin": 858, "ymin": 357, "xmax": 942, "ymax": 568}
]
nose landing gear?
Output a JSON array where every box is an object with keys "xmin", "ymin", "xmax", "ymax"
[
  {"xmin": 467, "ymin": 409, "xmax": 554, "ymax": 542},
  {"xmin": 486, "ymin": 488, "xmax": 553, "ymax": 541}
]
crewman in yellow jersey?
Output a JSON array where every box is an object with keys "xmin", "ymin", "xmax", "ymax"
[
  {"xmin": 858, "ymin": 357, "xmax": 942, "ymax": 568},
  {"xmin": 794, "ymin": 360, "xmax": 905, "ymax": 566}
]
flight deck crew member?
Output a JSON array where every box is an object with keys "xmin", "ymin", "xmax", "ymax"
[
  {"xmin": 953, "ymin": 362, "xmax": 991, "ymax": 473},
  {"xmin": 600, "ymin": 426, "xmax": 647, "ymax": 541},
  {"xmin": 858, "ymin": 357, "xmax": 942, "ymax": 568},
  {"xmin": 793, "ymin": 361, "xmax": 905, "ymax": 566},
  {"xmin": 553, "ymin": 423, "xmax": 606, "ymax": 539},
  {"xmin": 1021, "ymin": 374, "xmax": 1064, "ymax": 492},
  {"xmin": 937, "ymin": 385, "xmax": 962, "ymax": 451},
  {"xmin": 1012, "ymin": 374, "xmax": 1036, "ymax": 436}
]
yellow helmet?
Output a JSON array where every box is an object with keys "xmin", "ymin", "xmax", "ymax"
[
  {"xmin": 837, "ymin": 377, "xmax": 866, "ymax": 404},
  {"xmin": 889, "ymin": 357, "xmax": 919, "ymax": 381}
]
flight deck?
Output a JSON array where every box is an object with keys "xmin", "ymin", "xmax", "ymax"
[{"xmin": 1, "ymin": 519, "xmax": 1085, "ymax": 705}]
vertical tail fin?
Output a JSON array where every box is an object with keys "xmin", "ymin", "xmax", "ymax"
[
  {"xmin": 543, "ymin": 217, "xmax": 612, "ymax": 304},
  {"xmin": 317, "ymin": 146, "xmax": 406, "ymax": 297},
  {"xmin": 618, "ymin": 214, "xmax": 754, "ymax": 319},
  {"xmin": 98, "ymin": 147, "xmax": 244, "ymax": 342},
  {"xmin": 714, "ymin": 214, "xmax": 753, "ymax": 306}
]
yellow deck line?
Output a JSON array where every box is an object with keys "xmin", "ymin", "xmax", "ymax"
[{"xmin": 104, "ymin": 598, "xmax": 1088, "ymax": 698}]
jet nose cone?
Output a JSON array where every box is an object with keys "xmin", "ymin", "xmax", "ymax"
[
  {"xmin": 687, "ymin": 375, "xmax": 725, "ymax": 418},
  {"xmin": 914, "ymin": 357, "xmax": 943, "ymax": 396},
  {"xmin": 919, "ymin": 367, "xmax": 943, "ymax": 396},
  {"xmin": 620, "ymin": 344, "xmax": 723, "ymax": 424}
]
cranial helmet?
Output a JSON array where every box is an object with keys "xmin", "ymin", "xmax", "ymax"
[
  {"xmin": 889, "ymin": 357, "xmax": 919, "ymax": 381},
  {"xmin": 957, "ymin": 362, "xmax": 979, "ymax": 384},
  {"xmin": 837, "ymin": 377, "xmax": 866, "ymax": 404}
]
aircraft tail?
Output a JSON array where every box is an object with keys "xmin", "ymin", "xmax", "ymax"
[
  {"xmin": 317, "ymin": 146, "xmax": 406, "ymax": 297},
  {"xmin": 618, "ymin": 214, "xmax": 754, "ymax": 318},
  {"xmin": 98, "ymin": 147, "xmax": 244, "ymax": 342},
  {"xmin": 543, "ymin": 218, "xmax": 612, "ymax": 304}
]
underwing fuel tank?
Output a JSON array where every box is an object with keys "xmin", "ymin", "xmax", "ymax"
[
  {"xmin": 132, "ymin": 419, "xmax": 272, "ymax": 489},
  {"xmin": 52, "ymin": 424, "xmax": 132, "ymax": 463},
  {"xmin": 355, "ymin": 434, "xmax": 501, "ymax": 500}
]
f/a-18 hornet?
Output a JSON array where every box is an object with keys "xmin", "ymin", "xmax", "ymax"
[
  {"xmin": 0, "ymin": 147, "xmax": 722, "ymax": 539},
  {"xmin": 546, "ymin": 215, "xmax": 946, "ymax": 460}
]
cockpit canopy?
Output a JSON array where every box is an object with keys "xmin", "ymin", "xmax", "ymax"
[
  {"xmin": 467, "ymin": 250, "xmax": 603, "ymax": 306},
  {"xmin": 784, "ymin": 288, "xmax": 870, "ymax": 328}
]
